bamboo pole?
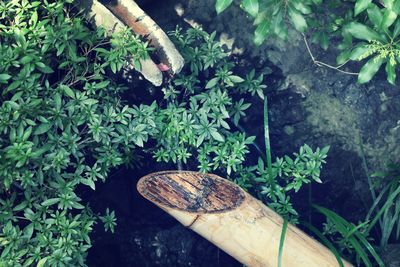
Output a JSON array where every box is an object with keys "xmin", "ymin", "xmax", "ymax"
[
  {"xmin": 80, "ymin": 0, "xmax": 163, "ymax": 86},
  {"xmin": 137, "ymin": 171, "xmax": 353, "ymax": 267},
  {"xmin": 102, "ymin": 0, "xmax": 184, "ymax": 75}
]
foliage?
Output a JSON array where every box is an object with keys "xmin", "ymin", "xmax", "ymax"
[
  {"xmin": 215, "ymin": 0, "xmax": 400, "ymax": 84},
  {"xmin": 215, "ymin": 0, "xmax": 323, "ymax": 44},
  {"xmin": 338, "ymin": 1, "xmax": 400, "ymax": 84},
  {"xmin": 312, "ymin": 162, "xmax": 400, "ymax": 266},
  {"xmin": 366, "ymin": 163, "xmax": 400, "ymax": 249},
  {"xmin": 0, "ymin": 1, "xmax": 331, "ymax": 265},
  {"xmin": 318, "ymin": 205, "xmax": 384, "ymax": 267},
  {"xmin": 0, "ymin": 0, "xmax": 153, "ymax": 265},
  {"xmin": 160, "ymin": 26, "xmax": 330, "ymax": 223}
]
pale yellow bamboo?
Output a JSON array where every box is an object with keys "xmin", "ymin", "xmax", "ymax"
[{"xmin": 137, "ymin": 171, "xmax": 353, "ymax": 267}]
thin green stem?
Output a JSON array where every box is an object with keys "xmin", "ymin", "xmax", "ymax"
[
  {"xmin": 264, "ymin": 94, "xmax": 275, "ymax": 190},
  {"xmin": 278, "ymin": 219, "xmax": 288, "ymax": 267}
]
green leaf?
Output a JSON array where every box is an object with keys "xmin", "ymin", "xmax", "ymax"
[
  {"xmin": 272, "ymin": 9, "xmax": 288, "ymax": 40},
  {"xmin": 358, "ymin": 56, "xmax": 385, "ymax": 84},
  {"xmin": 320, "ymin": 32, "xmax": 329, "ymax": 50},
  {"xmin": 254, "ymin": 20, "xmax": 270, "ymax": 46},
  {"xmin": 41, "ymin": 198, "xmax": 60, "ymax": 206},
  {"xmin": 215, "ymin": 0, "xmax": 233, "ymax": 14},
  {"xmin": 336, "ymin": 50, "xmax": 351, "ymax": 65},
  {"xmin": 20, "ymin": 55, "xmax": 34, "ymax": 64},
  {"xmin": 0, "ymin": 73, "xmax": 11, "ymax": 83},
  {"xmin": 34, "ymin": 123, "xmax": 52, "ymax": 135},
  {"xmin": 23, "ymin": 224, "xmax": 34, "ymax": 239},
  {"xmin": 355, "ymin": 0, "xmax": 372, "ymax": 16},
  {"xmin": 229, "ymin": 75, "xmax": 244, "ymax": 83},
  {"xmin": 346, "ymin": 22, "xmax": 384, "ymax": 41},
  {"xmin": 384, "ymin": 0, "xmax": 394, "ymax": 10},
  {"xmin": 381, "ymin": 9, "xmax": 397, "ymax": 29},
  {"xmin": 210, "ymin": 129, "xmax": 225, "ymax": 142},
  {"xmin": 349, "ymin": 44, "xmax": 369, "ymax": 61},
  {"xmin": 37, "ymin": 258, "xmax": 47, "ymax": 267},
  {"xmin": 385, "ymin": 60, "xmax": 396, "ymax": 85},
  {"xmin": 205, "ymin": 77, "xmax": 219, "ymax": 89},
  {"xmin": 60, "ymin": 84, "xmax": 75, "ymax": 99},
  {"xmin": 81, "ymin": 178, "xmax": 96, "ymax": 190},
  {"xmin": 30, "ymin": 10, "xmax": 38, "ymax": 26},
  {"xmin": 13, "ymin": 201, "xmax": 28, "ymax": 211},
  {"xmin": 35, "ymin": 62, "xmax": 54, "ymax": 74},
  {"xmin": 292, "ymin": 1, "xmax": 312, "ymax": 15},
  {"xmin": 367, "ymin": 4, "xmax": 383, "ymax": 28},
  {"xmin": 288, "ymin": 8, "xmax": 307, "ymax": 32},
  {"xmin": 242, "ymin": 0, "xmax": 259, "ymax": 17}
]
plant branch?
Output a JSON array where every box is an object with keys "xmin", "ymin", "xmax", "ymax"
[{"xmin": 302, "ymin": 33, "xmax": 359, "ymax": 76}]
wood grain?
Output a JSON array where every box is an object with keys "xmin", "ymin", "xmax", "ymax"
[{"xmin": 137, "ymin": 171, "xmax": 354, "ymax": 267}]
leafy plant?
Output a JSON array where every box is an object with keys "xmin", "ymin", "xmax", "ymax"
[
  {"xmin": 0, "ymin": 0, "xmax": 154, "ymax": 265},
  {"xmin": 338, "ymin": 1, "xmax": 400, "ymax": 84},
  {"xmin": 215, "ymin": 0, "xmax": 400, "ymax": 85},
  {"xmin": 317, "ymin": 205, "xmax": 384, "ymax": 267},
  {"xmin": 366, "ymin": 164, "xmax": 400, "ymax": 249},
  {"xmin": 216, "ymin": 0, "xmax": 323, "ymax": 45},
  {"xmin": 162, "ymin": 27, "xmax": 329, "ymax": 224}
]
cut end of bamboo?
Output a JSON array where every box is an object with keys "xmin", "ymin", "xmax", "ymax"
[{"xmin": 137, "ymin": 171, "xmax": 245, "ymax": 213}]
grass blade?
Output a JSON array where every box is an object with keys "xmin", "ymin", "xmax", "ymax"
[
  {"xmin": 263, "ymin": 95, "xmax": 275, "ymax": 191},
  {"xmin": 278, "ymin": 219, "xmax": 288, "ymax": 267}
]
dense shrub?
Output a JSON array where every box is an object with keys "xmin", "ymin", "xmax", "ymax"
[{"xmin": 0, "ymin": 1, "xmax": 152, "ymax": 265}]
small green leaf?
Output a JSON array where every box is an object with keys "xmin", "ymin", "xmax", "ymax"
[
  {"xmin": 205, "ymin": 77, "xmax": 219, "ymax": 89},
  {"xmin": 336, "ymin": 50, "xmax": 351, "ymax": 65},
  {"xmin": 215, "ymin": 0, "xmax": 233, "ymax": 14},
  {"xmin": 60, "ymin": 84, "xmax": 75, "ymax": 99},
  {"xmin": 242, "ymin": 0, "xmax": 259, "ymax": 17},
  {"xmin": 229, "ymin": 75, "xmax": 244, "ymax": 83},
  {"xmin": 385, "ymin": 60, "xmax": 396, "ymax": 85},
  {"xmin": 381, "ymin": 9, "xmax": 397, "ymax": 29},
  {"xmin": 292, "ymin": 1, "xmax": 312, "ymax": 15},
  {"xmin": 355, "ymin": 0, "xmax": 372, "ymax": 16},
  {"xmin": 349, "ymin": 44, "xmax": 370, "ymax": 61},
  {"xmin": 37, "ymin": 258, "xmax": 47, "ymax": 267},
  {"xmin": 41, "ymin": 198, "xmax": 60, "ymax": 206},
  {"xmin": 288, "ymin": 8, "xmax": 307, "ymax": 32},
  {"xmin": 35, "ymin": 62, "xmax": 54, "ymax": 74},
  {"xmin": 358, "ymin": 56, "xmax": 385, "ymax": 84},
  {"xmin": 320, "ymin": 32, "xmax": 329, "ymax": 50},
  {"xmin": 254, "ymin": 20, "xmax": 270, "ymax": 46},
  {"xmin": 20, "ymin": 55, "xmax": 33, "ymax": 64},
  {"xmin": 210, "ymin": 130, "xmax": 225, "ymax": 142},
  {"xmin": 81, "ymin": 178, "xmax": 96, "ymax": 190},
  {"xmin": 0, "ymin": 73, "xmax": 11, "ymax": 83},
  {"xmin": 34, "ymin": 123, "xmax": 52, "ymax": 135},
  {"xmin": 367, "ymin": 4, "xmax": 383, "ymax": 28}
]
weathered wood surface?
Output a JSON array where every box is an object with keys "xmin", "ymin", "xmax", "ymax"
[
  {"xmin": 137, "ymin": 171, "xmax": 354, "ymax": 267},
  {"xmin": 80, "ymin": 0, "xmax": 185, "ymax": 86},
  {"xmin": 102, "ymin": 0, "xmax": 184, "ymax": 75},
  {"xmin": 80, "ymin": 0, "xmax": 163, "ymax": 86}
]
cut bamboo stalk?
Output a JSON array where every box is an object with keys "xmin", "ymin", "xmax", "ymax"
[
  {"xmin": 102, "ymin": 0, "xmax": 184, "ymax": 75},
  {"xmin": 137, "ymin": 171, "xmax": 354, "ymax": 267},
  {"xmin": 79, "ymin": 0, "xmax": 163, "ymax": 86}
]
